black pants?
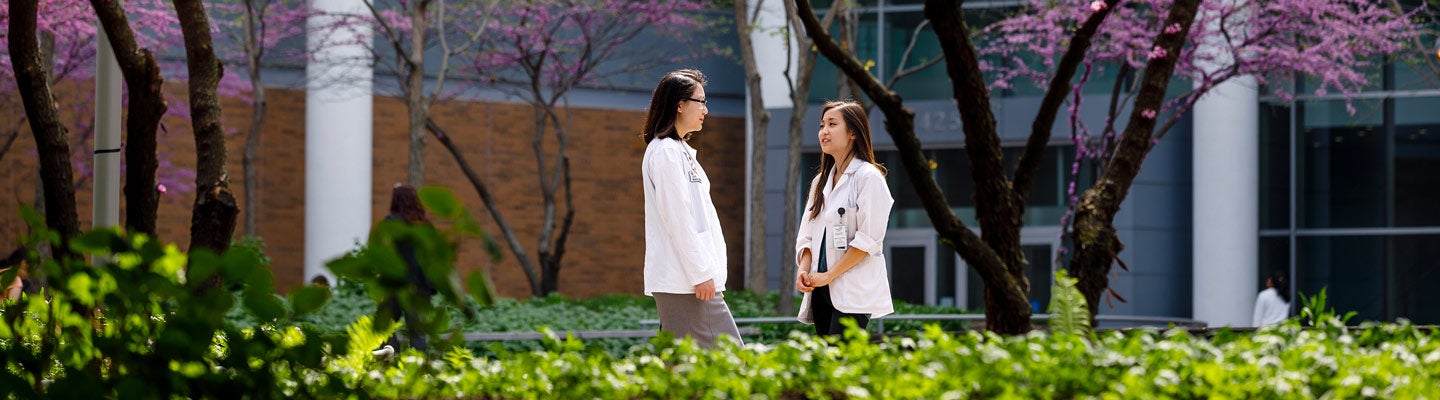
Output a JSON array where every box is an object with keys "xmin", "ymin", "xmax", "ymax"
[
  {"xmin": 810, "ymin": 286, "xmax": 869, "ymax": 336},
  {"xmin": 382, "ymin": 297, "xmax": 428, "ymax": 352}
]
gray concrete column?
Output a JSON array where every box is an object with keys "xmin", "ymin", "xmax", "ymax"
[{"xmin": 1192, "ymin": 77, "xmax": 1259, "ymax": 327}]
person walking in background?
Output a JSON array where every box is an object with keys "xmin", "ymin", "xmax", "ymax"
[
  {"xmin": 1, "ymin": 247, "xmax": 27, "ymax": 302},
  {"xmin": 379, "ymin": 183, "xmax": 438, "ymax": 351},
  {"xmin": 1253, "ymin": 269, "xmax": 1291, "ymax": 327},
  {"xmin": 794, "ymin": 100, "xmax": 895, "ymax": 336},
  {"xmin": 639, "ymin": 69, "xmax": 742, "ymax": 348}
]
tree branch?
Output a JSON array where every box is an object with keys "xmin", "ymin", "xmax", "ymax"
[
  {"xmin": 90, "ymin": 0, "xmax": 168, "ymax": 236},
  {"xmin": 426, "ymin": 118, "xmax": 541, "ymax": 293},
  {"xmin": 1014, "ymin": 0, "xmax": 1122, "ymax": 206}
]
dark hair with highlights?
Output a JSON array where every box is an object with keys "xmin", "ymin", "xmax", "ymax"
[
  {"xmin": 389, "ymin": 184, "xmax": 428, "ymax": 224},
  {"xmin": 807, "ymin": 100, "xmax": 886, "ymax": 220},
  {"xmin": 641, "ymin": 69, "xmax": 707, "ymax": 143}
]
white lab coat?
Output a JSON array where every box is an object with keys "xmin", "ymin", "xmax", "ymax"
[
  {"xmin": 641, "ymin": 138, "xmax": 727, "ymax": 296},
  {"xmin": 1252, "ymin": 288, "xmax": 1289, "ymax": 327},
  {"xmin": 795, "ymin": 160, "xmax": 895, "ymax": 323}
]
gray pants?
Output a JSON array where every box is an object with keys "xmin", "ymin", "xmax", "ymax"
[{"xmin": 653, "ymin": 292, "xmax": 743, "ymax": 349}]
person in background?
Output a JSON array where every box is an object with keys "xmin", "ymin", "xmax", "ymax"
[
  {"xmin": 1253, "ymin": 269, "xmax": 1291, "ymax": 327},
  {"xmin": 794, "ymin": 100, "xmax": 895, "ymax": 336},
  {"xmin": 639, "ymin": 69, "xmax": 742, "ymax": 348},
  {"xmin": 379, "ymin": 183, "xmax": 438, "ymax": 351},
  {"xmin": 1, "ymin": 247, "xmax": 26, "ymax": 301}
]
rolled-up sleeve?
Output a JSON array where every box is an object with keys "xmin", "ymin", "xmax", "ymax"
[
  {"xmin": 794, "ymin": 177, "xmax": 820, "ymax": 270},
  {"xmin": 649, "ymin": 146, "xmax": 714, "ymax": 286},
  {"xmin": 848, "ymin": 170, "xmax": 894, "ymax": 255}
]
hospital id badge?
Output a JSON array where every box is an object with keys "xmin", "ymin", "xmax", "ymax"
[{"xmin": 830, "ymin": 225, "xmax": 848, "ymax": 251}]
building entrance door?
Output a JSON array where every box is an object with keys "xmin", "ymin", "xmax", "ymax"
[{"xmin": 884, "ymin": 229, "xmax": 936, "ymax": 306}]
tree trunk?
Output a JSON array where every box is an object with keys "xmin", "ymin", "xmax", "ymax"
[
  {"xmin": 1069, "ymin": 0, "xmax": 1202, "ymax": 320},
  {"xmin": 735, "ymin": 0, "xmax": 771, "ymax": 295},
  {"xmin": 406, "ymin": 1, "xmax": 429, "ymax": 186},
  {"xmin": 242, "ymin": 1, "xmax": 268, "ymax": 238},
  {"xmin": 90, "ymin": 0, "xmax": 168, "ymax": 237},
  {"xmin": 174, "ymin": 0, "xmax": 239, "ymax": 258},
  {"xmin": 9, "ymin": 0, "xmax": 80, "ymax": 245}
]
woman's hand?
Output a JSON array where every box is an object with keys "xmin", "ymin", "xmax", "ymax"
[
  {"xmin": 805, "ymin": 271, "xmax": 836, "ymax": 288},
  {"xmin": 694, "ymin": 279, "xmax": 716, "ymax": 301},
  {"xmin": 795, "ymin": 272, "xmax": 814, "ymax": 293}
]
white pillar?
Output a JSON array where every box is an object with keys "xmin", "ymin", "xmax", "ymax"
[
  {"xmin": 93, "ymin": 26, "xmax": 122, "ymax": 230},
  {"xmin": 1192, "ymin": 79, "xmax": 1259, "ymax": 326},
  {"xmin": 305, "ymin": 0, "xmax": 374, "ymax": 283},
  {"xmin": 752, "ymin": 0, "xmax": 794, "ymax": 108}
]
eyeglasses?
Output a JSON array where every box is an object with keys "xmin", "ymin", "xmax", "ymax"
[{"xmin": 685, "ymin": 97, "xmax": 707, "ymax": 105}]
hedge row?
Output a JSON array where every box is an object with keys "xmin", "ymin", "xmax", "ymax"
[{"xmin": 344, "ymin": 320, "xmax": 1440, "ymax": 399}]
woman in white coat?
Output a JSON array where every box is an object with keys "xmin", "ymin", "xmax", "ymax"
[
  {"xmin": 640, "ymin": 69, "xmax": 742, "ymax": 348},
  {"xmin": 795, "ymin": 100, "xmax": 895, "ymax": 336},
  {"xmin": 1253, "ymin": 269, "xmax": 1291, "ymax": 327}
]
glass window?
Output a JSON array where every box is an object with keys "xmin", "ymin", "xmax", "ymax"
[
  {"xmin": 1297, "ymin": 99, "xmax": 1386, "ymax": 228},
  {"xmin": 884, "ymin": 11, "xmax": 951, "ymax": 101},
  {"xmin": 1294, "ymin": 234, "xmax": 1440, "ymax": 325},
  {"xmin": 1258, "ymin": 236, "xmax": 1290, "ymax": 294},
  {"xmin": 873, "ymin": 144, "xmax": 1078, "ymax": 229},
  {"xmin": 1393, "ymin": 60, "xmax": 1440, "ymax": 92},
  {"xmin": 807, "ymin": 12, "xmax": 880, "ymax": 103},
  {"xmin": 1393, "ymin": 96, "xmax": 1440, "ymax": 227},
  {"xmin": 1259, "ymin": 104, "xmax": 1291, "ymax": 230},
  {"xmin": 1296, "ymin": 235, "xmax": 1385, "ymax": 322},
  {"xmin": 1390, "ymin": 235, "xmax": 1440, "ymax": 324}
]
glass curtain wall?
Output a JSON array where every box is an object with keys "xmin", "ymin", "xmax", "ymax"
[{"xmin": 1260, "ymin": 57, "xmax": 1440, "ymax": 324}]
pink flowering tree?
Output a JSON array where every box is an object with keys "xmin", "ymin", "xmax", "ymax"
[
  {"xmin": 210, "ymin": 0, "xmax": 309, "ymax": 237},
  {"xmin": 794, "ymin": 0, "xmax": 1420, "ymax": 333},
  {"xmin": 978, "ymin": 0, "xmax": 1421, "ymax": 320},
  {"xmin": 421, "ymin": 0, "xmax": 710, "ymax": 296}
]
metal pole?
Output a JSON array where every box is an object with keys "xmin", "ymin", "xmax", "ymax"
[{"xmin": 94, "ymin": 22, "xmax": 123, "ymax": 232}]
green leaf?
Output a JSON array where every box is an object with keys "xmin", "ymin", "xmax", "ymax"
[
  {"xmin": 1047, "ymin": 269, "xmax": 1090, "ymax": 335},
  {"xmin": 187, "ymin": 249, "xmax": 222, "ymax": 287},
  {"xmin": 69, "ymin": 229, "xmax": 122, "ymax": 255},
  {"xmin": 468, "ymin": 271, "xmax": 496, "ymax": 307},
  {"xmin": 419, "ymin": 185, "xmax": 463, "ymax": 219},
  {"xmin": 245, "ymin": 293, "xmax": 287, "ymax": 322},
  {"xmin": 19, "ymin": 205, "xmax": 45, "ymax": 231},
  {"xmin": 288, "ymin": 286, "xmax": 333, "ymax": 318}
]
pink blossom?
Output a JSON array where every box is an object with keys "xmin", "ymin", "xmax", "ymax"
[
  {"xmin": 1141, "ymin": 109, "xmax": 1158, "ymax": 119},
  {"xmin": 157, "ymin": 184, "xmax": 168, "ymax": 195},
  {"xmin": 1164, "ymin": 23, "xmax": 1182, "ymax": 35},
  {"xmin": 1090, "ymin": 0, "xmax": 1107, "ymax": 12},
  {"xmin": 1147, "ymin": 46, "xmax": 1168, "ymax": 60}
]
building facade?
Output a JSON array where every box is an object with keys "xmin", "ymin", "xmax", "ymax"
[{"xmin": 747, "ymin": 0, "xmax": 1440, "ymax": 326}]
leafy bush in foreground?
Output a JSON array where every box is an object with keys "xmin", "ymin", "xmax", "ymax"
[{"xmin": 347, "ymin": 319, "xmax": 1440, "ymax": 399}]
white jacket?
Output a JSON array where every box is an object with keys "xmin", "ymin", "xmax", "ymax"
[
  {"xmin": 642, "ymin": 138, "xmax": 727, "ymax": 295},
  {"xmin": 1252, "ymin": 288, "xmax": 1289, "ymax": 327},
  {"xmin": 796, "ymin": 160, "xmax": 895, "ymax": 322}
]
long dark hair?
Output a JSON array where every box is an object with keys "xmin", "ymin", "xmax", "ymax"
[
  {"xmin": 389, "ymin": 183, "xmax": 428, "ymax": 224},
  {"xmin": 1268, "ymin": 269, "xmax": 1290, "ymax": 303},
  {"xmin": 641, "ymin": 69, "xmax": 706, "ymax": 143},
  {"xmin": 807, "ymin": 100, "xmax": 886, "ymax": 220}
]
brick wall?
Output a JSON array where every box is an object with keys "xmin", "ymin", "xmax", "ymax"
[{"xmin": 0, "ymin": 83, "xmax": 747, "ymax": 298}]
